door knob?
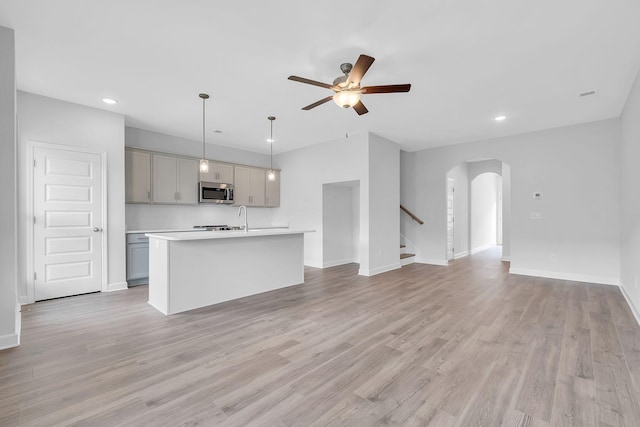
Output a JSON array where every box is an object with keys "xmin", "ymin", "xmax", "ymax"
[{"xmin": 92, "ymin": 227, "xmax": 102, "ymax": 232}]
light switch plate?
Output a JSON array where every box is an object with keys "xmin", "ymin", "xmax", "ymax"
[{"xmin": 530, "ymin": 211, "xmax": 542, "ymax": 220}]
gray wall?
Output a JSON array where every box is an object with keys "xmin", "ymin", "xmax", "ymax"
[{"xmin": 0, "ymin": 26, "xmax": 19, "ymax": 349}]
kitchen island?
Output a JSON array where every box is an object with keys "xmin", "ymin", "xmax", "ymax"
[{"xmin": 146, "ymin": 229, "xmax": 312, "ymax": 315}]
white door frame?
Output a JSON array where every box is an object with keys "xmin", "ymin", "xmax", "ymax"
[
  {"xmin": 446, "ymin": 178, "xmax": 455, "ymax": 261},
  {"xmin": 25, "ymin": 140, "xmax": 108, "ymax": 304}
]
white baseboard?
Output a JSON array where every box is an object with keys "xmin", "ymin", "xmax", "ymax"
[
  {"xmin": 105, "ymin": 281, "xmax": 128, "ymax": 292},
  {"xmin": 415, "ymin": 257, "xmax": 449, "ymax": 266},
  {"xmin": 0, "ymin": 304, "xmax": 21, "ymax": 350},
  {"xmin": 501, "ymin": 256, "xmax": 511, "ymax": 262},
  {"xmin": 619, "ymin": 283, "xmax": 640, "ymax": 327},
  {"xmin": 359, "ymin": 262, "xmax": 401, "ymax": 277},
  {"xmin": 304, "ymin": 260, "xmax": 323, "ymax": 269},
  {"xmin": 470, "ymin": 243, "xmax": 496, "ymax": 255},
  {"xmin": 323, "ymin": 258, "xmax": 357, "ymax": 268},
  {"xmin": 0, "ymin": 333, "xmax": 19, "ymax": 350},
  {"xmin": 454, "ymin": 251, "xmax": 469, "ymax": 260},
  {"xmin": 509, "ymin": 267, "xmax": 618, "ymax": 286}
]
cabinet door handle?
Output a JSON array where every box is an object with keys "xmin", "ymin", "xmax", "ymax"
[{"xmin": 147, "ymin": 191, "xmax": 151, "ymax": 201}]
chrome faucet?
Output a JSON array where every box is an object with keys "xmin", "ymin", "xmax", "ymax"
[{"xmin": 238, "ymin": 205, "xmax": 248, "ymax": 233}]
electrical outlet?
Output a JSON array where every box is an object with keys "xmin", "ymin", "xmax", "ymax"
[{"xmin": 550, "ymin": 253, "xmax": 557, "ymax": 262}]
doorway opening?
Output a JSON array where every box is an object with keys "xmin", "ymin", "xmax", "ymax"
[
  {"xmin": 322, "ymin": 181, "xmax": 360, "ymax": 268},
  {"xmin": 445, "ymin": 159, "xmax": 511, "ymax": 262}
]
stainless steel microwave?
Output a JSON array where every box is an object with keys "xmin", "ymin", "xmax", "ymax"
[{"xmin": 199, "ymin": 181, "xmax": 234, "ymax": 204}]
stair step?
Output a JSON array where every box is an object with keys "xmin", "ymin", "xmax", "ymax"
[{"xmin": 400, "ymin": 253, "xmax": 415, "ymax": 259}]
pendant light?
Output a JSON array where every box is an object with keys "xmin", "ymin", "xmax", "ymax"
[
  {"xmin": 199, "ymin": 93, "xmax": 210, "ymax": 173},
  {"xmin": 267, "ymin": 116, "xmax": 276, "ymax": 181}
]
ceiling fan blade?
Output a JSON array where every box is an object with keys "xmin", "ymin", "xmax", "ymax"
[
  {"xmin": 353, "ymin": 101, "xmax": 368, "ymax": 115},
  {"xmin": 302, "ymin": 96, "xmax": 334, "ymax": 110},
  {"xmin": 288, "ymin": 75, "xmax": 334, "ymax": 90},
  {"xmin": 347, "ymin": 54, "xmax": 375, "ymax": 87},
  {"xmin": 361, "ymin": 84, "xmax": 412, "ymax": 94}
]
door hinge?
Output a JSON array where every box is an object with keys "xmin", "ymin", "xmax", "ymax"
[
  {"xmin": 33, "ymin": 159, "xmax": 36, "ymax": 167},
  {"xmin": 34, "ymin": 272, "xmax": 37, "ymax": 281},
  {"xmin": 33, "ymin": 216, "xmax": 36, "ymax": 224}
]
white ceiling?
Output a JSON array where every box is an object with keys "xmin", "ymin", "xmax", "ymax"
[{"xmin": 2, "ymin": 0, "xmax": 640, "ymax": 154}]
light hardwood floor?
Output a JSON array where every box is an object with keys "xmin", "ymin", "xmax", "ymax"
[{"xmin": 2, "ymin": 247, "xmax": 640, "ymax": 426}]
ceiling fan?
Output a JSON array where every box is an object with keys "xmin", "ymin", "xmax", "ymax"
[{"xmin": 288, "ymin": 54, "xmax": 411, "ymax": 115}]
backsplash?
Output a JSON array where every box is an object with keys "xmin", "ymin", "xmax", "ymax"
[{"xmin": 126, "ymin": 204, "xmax": 280, "ymax": 231}]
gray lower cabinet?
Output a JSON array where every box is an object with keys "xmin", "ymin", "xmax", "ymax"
[{"xmin": 127, "ymin": 233, "xmax": 149, "ymax": 285}]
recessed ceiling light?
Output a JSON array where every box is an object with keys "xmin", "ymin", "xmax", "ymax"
[
  {"xmin": 102, "ymin": 97, "xmax": 118, "ymax": 105},
  {"xmin": 494, "ymin": 115, "xmax": 507, "ymax": 122},
  {"xmin": 213, "ymin": 130, "xmax": 223, "ymax": 134}
]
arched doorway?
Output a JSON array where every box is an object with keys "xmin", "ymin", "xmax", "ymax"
[{"xmin": 445, "ymin": 159, "xmax": 511, "ymax": 261}]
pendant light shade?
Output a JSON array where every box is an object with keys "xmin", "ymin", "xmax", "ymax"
[
  {"xmin": 267, "ymin": 116, "xmax": 276, "ymax": 182},
  {"xmin": 199, "ymin": 93, "xmax": 209, "ymax": 173}
]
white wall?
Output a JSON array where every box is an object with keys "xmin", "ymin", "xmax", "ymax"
[
  {"xmin": 0, "ymin": 26, "xmax": 19, "ymax": 349},
  {"xmin": 274, "ymin": 132, "xmax": 399, "ymax": 275},
  {"xmin": 17, "ymin": 92, "xmax": 127, "ymax": 301},
  {"xmin": 620, "ymin": 67, "xmax": 640, "ymax": 319},
  {"xmin": 502, "ymin": 163, "xmax": 512, "ymax": 260},
  {"xmin": 351, "ymin": 183, "xmax": 361, "ymax": 263},
  {"xmin": 446, "ymin": 162, "xmax": 469, "ymax": 258},
  {"xmin": 402, "ymin": 119, "xmax": 620, "ymax": 284},
  {"xmin": 322, "ymin": 183, "xmax": 356, "ymax": 267},
  {"xmin": 125, "ymin": 204, "xmax": 275, "ymax": 231},
  {"xmin": 274, "ymin": 133, "xmax": 369, "ymax": 268},
  {"xmin": 126, "ymin": 126, "xmax": 271, "ymax": 167},
  {"xmin": 367, "ymin": 133, "xmax": 401, "ymax": 275},
  {"xmin": 470, "ymin": 173, "xmax": 500, "ymax": 252}
]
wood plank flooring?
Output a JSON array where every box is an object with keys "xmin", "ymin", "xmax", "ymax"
[{"xmin": 2, "ymin": 247, "xmax": 640, "ymax": 426}]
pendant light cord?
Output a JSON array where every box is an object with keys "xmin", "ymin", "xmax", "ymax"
[
  {"xmin": 202, "ymin": 96, "xmax": 206, "ymax": 159},
  {"xmin": 270, "ymin": 118, "xmax": 273, "ymax": 171}
]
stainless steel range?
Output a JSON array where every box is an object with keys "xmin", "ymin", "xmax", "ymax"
[{"xmin": 193, "ymin": 225, "xmax": 244, "ymax": 231}]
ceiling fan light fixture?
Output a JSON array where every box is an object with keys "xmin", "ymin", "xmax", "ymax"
[{"xmin": 333, "ymin": 90, "xmax": 360, "ymax": 109}]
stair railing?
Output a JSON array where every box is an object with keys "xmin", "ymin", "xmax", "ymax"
[{"xmin": 400, "ymin": 204, "xmax": 424, "ymax": 225}]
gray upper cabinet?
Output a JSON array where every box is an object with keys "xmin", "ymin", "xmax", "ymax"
[
  {"xmin": 234, "ymin": 166, "xmax": 266, "ymax": 206},
  {"xmin": 152, "ymin": 154, "xmax": 198, "ymax": 204},
  {"xmin": 199, "ymin": 162, "xmax": 234, "ymax": 184},
  {"xmin": 125, "ymin": 149, "xmax": 152, "ymax": 203},
  {"xmin": 125, "ymin": 148, "xmax": 279, "ymax": 207}
]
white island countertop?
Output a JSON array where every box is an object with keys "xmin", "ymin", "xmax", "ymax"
[
  {"xmin": 146, "ymin": 229, "xmax": 314, "ymax": 241},
  {"xmin": 147, "ymin": 229, "xmax": 313, "ymax": 315}
]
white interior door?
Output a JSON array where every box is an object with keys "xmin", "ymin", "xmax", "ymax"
[
  {"xmin": 33, "ymin": 146, "xmax": 103, "ymax": 300},
  {"xmin": 447, "ymin": 178, "xmax": 455, "ymax": 260}
]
